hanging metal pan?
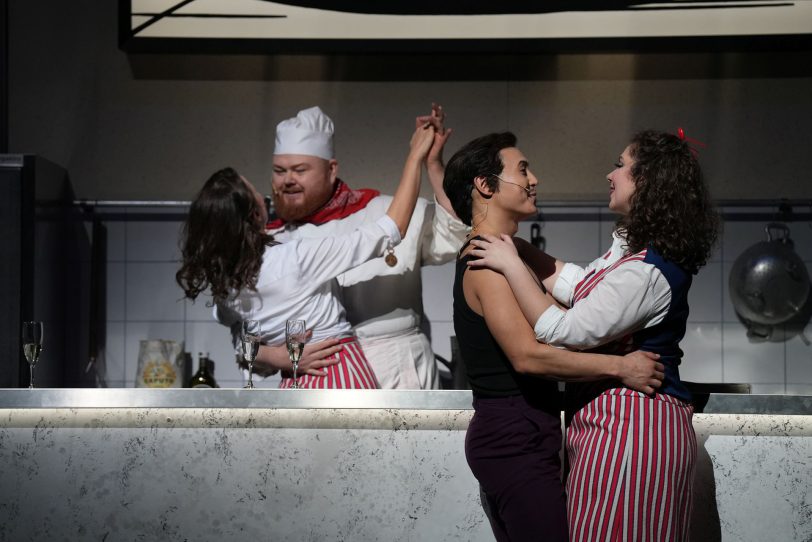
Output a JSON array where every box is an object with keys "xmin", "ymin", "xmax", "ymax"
[{"xmin": 729, "ymin": 222, "xmax": 810, "ymax": 326}]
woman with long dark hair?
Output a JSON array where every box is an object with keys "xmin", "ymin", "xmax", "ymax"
[
  {"xmin": 442, "ymin": 132, "xmax": 666, "ymax": 542},
  {"xmin": 176, "ymin": 123, "xmax": 436, "ymax": 388},
  {"xmin": 467, "ymin": 129, "xmax": 719, "ymax": 541}
]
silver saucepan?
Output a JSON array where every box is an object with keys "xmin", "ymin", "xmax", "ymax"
[{"xmin": 729, "ymin": 222, "xmax": 810, "ymax": 326}]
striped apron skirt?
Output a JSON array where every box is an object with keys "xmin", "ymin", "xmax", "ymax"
[
  {"xmin": 279, "ymin": 337, "xmax": 379, "ymax": 389},
  {"xmin": 566, "ymin": 388, "xmax": 696, "ymax": 542}
]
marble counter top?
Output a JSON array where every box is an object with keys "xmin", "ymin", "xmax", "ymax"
[
  {"xmin": 0, "ymin": 388, "xmax": 809, "ymax": 415},
  {"xmin": 2, "ymin": 389, "xmax": 810, "ymax": 541}
]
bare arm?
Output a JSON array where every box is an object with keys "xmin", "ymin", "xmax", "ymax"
[
  {"xmin": 465, "ymin": 264, "xmax": 663, "ymax": 393},
  {"xmin": 467, "ymin": 233, "xmax": 557, "ymax": 327},
  {"xmin": 513, "ymin": 237, "xmax": 566, "ymax": 295},
  {"xmin": 386, "ymin": 122, "xmax": 435, "ymax": 237},
  {"xmin": 416, "ymin": 103, "xmax": 457, "ymax": 218}
]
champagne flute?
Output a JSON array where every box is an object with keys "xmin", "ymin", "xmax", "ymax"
[
  {"xmin": 285, "ymin": 319, "xmax": 306, "ymax": 389},
  {"xmin": 240, "ymin": 320, "xmax": 261, "ymax": 389},
  {"xmin": 22, "ymin": 321, "xmax": 43, "ymax": 389}
]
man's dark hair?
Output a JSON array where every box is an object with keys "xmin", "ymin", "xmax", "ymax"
[{"xmin": 443, "ymin": 132, "xmax": 518, "ymax": 226}]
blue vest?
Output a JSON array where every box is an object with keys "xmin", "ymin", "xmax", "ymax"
[{"xmin": 631, "ymin": 249, "xmax": 692, "ymax": 403}]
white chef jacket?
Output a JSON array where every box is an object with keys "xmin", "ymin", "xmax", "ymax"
[
  {"xmin": 215, "ymin": 215, "xmax": 400, "ymax": 349},
  {"xmin": 534, "ymin": 230, "xmax": 672, "ymax": 349},
  {"xmin": 270, "ymin": 195, "xmax": 468, "ymax": 389}
]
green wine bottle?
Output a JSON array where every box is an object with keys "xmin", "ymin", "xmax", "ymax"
[{"xmin": 188, "ymin": 352, "xmax": 219, "ymax": 388}]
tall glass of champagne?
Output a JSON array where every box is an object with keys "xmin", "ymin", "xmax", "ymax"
[
  {"xmin": 240, "ymin": 320, "xmax": 261, "ymax": 389},
  {"xmin": 285, "ymin": 319, "xmax": 306, "ymax": 389},
  {"xmin": 22, "ymin": 321, "xmax": 43, "ymax": 389}
]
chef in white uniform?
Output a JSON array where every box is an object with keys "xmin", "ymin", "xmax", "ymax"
[{"xmin": 263, "ymin": 105, "xmax": 467, "ymax": 388}]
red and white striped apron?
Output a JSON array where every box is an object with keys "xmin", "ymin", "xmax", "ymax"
[
  {"xmin": 279, "ymin": 337, "xmax": 379, "ymax": 389},
  {"xmin": 566, "ymin": 388, "xmax": 696, "ymax": 542}
]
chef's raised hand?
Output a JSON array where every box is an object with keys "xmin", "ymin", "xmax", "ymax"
[
  {"xmin": 416, "ymin": 102, "xmax": 457, "ymax": 220},
  {"xmin": 415, "ymin": 102, "xmax": 444, "ymax": 133},
  {"xmin": 409, "ymin": 119, "xmax": 437, "ymax": 160},
  {"xmin": 386, "ymin": 119, "xmax": 436, "ymax": 239},
  {"xmin": 416, "ymin": 103, "xmax": 453, "ymax": 166}
]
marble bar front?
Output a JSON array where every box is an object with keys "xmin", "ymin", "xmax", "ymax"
[{"xmin": 1, "ymin": 389, "xmax": 810, "ymax": 541}]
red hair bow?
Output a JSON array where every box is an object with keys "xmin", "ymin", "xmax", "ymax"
[{"xmin": 676, "ymin": 127, "xmax": 707, "ymax": 156}]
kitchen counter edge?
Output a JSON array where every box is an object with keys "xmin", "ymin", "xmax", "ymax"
[{"xmin": 0, "ymin": 388, "xmax": 809, "ymax": 415}]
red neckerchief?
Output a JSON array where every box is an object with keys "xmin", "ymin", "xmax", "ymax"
[{"xmin": 266, "ymin": 178, "xmax": 380, "ymax": 229}]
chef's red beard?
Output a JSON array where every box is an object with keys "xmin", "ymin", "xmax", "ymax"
[{"xmin": 272, "ymin": 181, "xmax": 335, "ymax": 222}]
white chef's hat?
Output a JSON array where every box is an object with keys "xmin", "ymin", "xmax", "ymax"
[{"xmin": 273, "ymin": 106, "xmax": 335, "ymax": 160}]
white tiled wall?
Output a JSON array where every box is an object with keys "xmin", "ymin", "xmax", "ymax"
[
  {"xmin": 101, "ymin": 207, "xmax": 243, "ymax": 388},
  {"xmin": 100, "ymin": 205, "xmax": 812, "ymax": 393}
]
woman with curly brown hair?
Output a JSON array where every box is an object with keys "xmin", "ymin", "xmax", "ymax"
[
  {"xmin": 468, "ymin": 129, "xmax": 719, "ymax": 541},
  {"xmin": 176, "ymin": 122, "xmax": 436, "ymax": 389},
  {"xmin": 443, "ymin": 131, "xmax": 667, "ymax": 542}
]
